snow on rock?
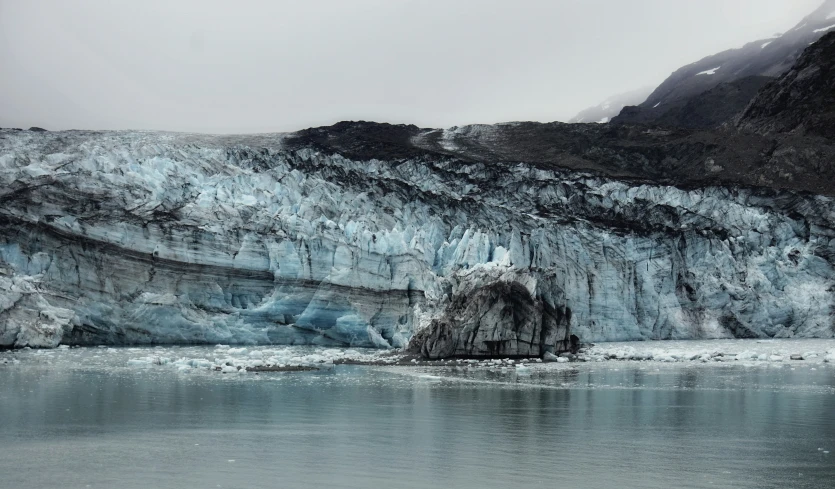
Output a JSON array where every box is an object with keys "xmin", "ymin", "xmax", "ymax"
[
  {"xmin": 813, "ymin": 24, "xmax": 835, "ymax": 33},
  {"xmin": 696, "ymin": 66, "xmax": 721, "ymax": 75}
]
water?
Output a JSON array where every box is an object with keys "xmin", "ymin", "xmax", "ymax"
[{"xmin": 1, "ymin": 346, "xmax": 835, "ymax": 489}]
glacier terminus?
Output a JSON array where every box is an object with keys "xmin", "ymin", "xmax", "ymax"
[{"xmin": 2, "ymin": 120, "xmax": 835, "ymax": 355}]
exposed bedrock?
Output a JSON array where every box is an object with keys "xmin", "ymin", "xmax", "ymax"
[
  {"xmin": 1, "ymin": 128, "xmax": 835, "ymax": 351},
  {"xmin": 411, "ymin": 277, "xmax": 571, "ymax": 359}
]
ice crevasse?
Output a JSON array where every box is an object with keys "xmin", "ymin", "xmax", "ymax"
[{"xmin": 1, "ymin": 129, "xmax": 834, "ymax": 352}]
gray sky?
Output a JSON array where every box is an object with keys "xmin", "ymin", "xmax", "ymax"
[{"xmin": 0, "ymin": 0, "xmax": 823, "ymax": 133}]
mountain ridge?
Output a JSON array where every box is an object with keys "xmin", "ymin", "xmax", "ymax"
[{"xmin": 588, "ymin": 0, "xmax": 835, "ymax": 128}]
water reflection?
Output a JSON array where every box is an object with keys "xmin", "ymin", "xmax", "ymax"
[{"xmin": 0, "ymin": 361, "xmax": 833, "ymax": 489}]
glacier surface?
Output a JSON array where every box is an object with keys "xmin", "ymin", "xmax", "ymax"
[{"xmin": 1, "ymin": 129, "xmax": 834, "ymax": 349}]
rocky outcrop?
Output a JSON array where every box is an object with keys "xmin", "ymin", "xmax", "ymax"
[{"xmin": 412, "ymin": 276, "xmax": 571, "ymax": 359}]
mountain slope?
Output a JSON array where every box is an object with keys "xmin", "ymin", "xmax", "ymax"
[
  {"xmin": 614, "ymin": 76, "xmax": 772, "ymax": 129},
  {"xmin": 567, "ymin": 86, "xmax": 653, "ymax": 124},
  {"xmin": 736, "ymin": 31, "xmax": 835, "ymax": 138},
  {"xmin": 612, "ymin": 0, "xmax": 835, "ymax": 128}
]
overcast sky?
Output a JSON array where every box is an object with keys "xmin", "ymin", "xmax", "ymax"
[{"xmin": 0, "ymin": 0, "xmax": 824, "ymax": 133}]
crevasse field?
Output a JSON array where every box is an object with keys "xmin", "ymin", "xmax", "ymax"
[{"xmin": 4, "ymin": 130, "xmax": 835, "ymax": 354}]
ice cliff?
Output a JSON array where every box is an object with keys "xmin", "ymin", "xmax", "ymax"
[{"xmin": 1, "ymin": 126, "xmax": 834, "ymax": 351}]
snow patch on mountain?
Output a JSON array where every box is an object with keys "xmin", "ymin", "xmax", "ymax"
[{"xmin": 696, "ymin": 66, "xmax": 721, "ymax": 76}]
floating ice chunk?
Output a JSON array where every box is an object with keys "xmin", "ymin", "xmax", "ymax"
[
  {"xmin": 127, "ymin": 358, "xmax": 152, "ymax": 367},
  {"xmin": 227, "ymin": 347, "xmax": 247, "ymax": 355},
  {"xmin": 220, "ymin": 365, "xmax": 238, "ymax": 373}
]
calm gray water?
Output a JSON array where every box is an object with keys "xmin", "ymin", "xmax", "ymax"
[{"xmin": 1, "ymin": 347, "xmax": 834, "ymax": 489}]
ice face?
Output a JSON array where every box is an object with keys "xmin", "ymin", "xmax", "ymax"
[{"xmin": 1, "ymin": 129, "xmax": 834, "ymax": 348}]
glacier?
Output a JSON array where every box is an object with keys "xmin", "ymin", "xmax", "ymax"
[{"xmin": 1, "ymin": 127, "xmax": 834, "ymax": 352}]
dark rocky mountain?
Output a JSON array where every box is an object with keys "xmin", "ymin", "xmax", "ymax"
[
  {"xmin": 612, "ymin": 0, "xmax": 835, "ymax": 128},
  {"xmin": 736, "ymin": 31, "xmax": 835, "ymax": 138},
  {"xmin": 614, "ymin": 76, "xmax": 772, "ymax": 129}
]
